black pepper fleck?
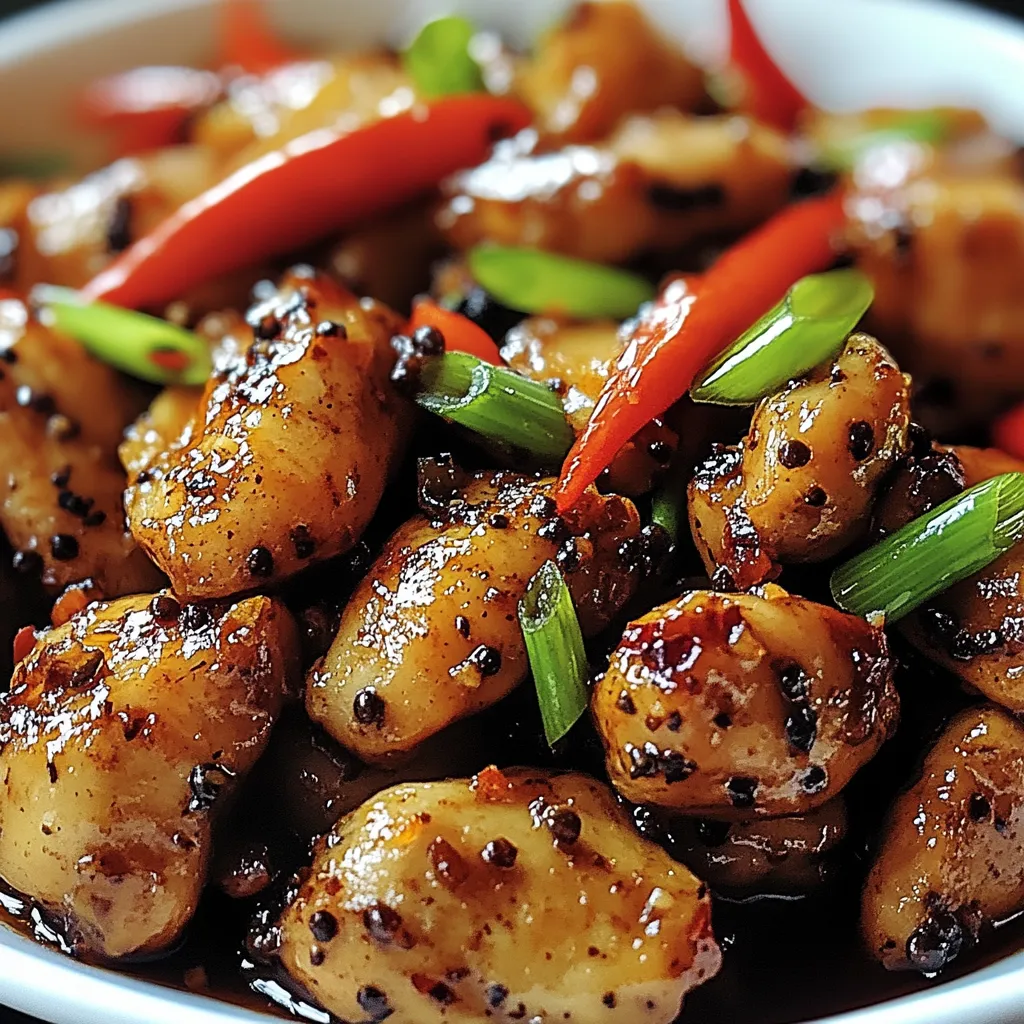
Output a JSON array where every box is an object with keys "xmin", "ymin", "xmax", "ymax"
[
  {"xmin": 801, "ymin": 765, "xmax": 828, "ymax": 794},
  {"xmin": 848, "ymin": 420, "xmax": 875, "ymax": 461},
  {"xmin": 481, "ymin": 838, "xmax": 518, "ymax": 868},
  {"xmin": 11, "ymin": 549, "xmax": 42, "ymax": 575},
  {"xmin": 616, "ymin": 691, "xmax": 637, "ymax": 715},
  {"xmin": 546, "ymin": 807, "xmax": 582, "ymax": 845},
  {"xmin": 805, "ymin": 486, "xmax": 827, "ymax": 507},
  {"xmin": 469, "ymin": 644, "xmax": 502, "ymax": 677},
  {"xmin": 353, "ymin": 688, "xmax": 386, "ymax": 727},
  {"xmin": 486, "ymin": 984, "xmax": 509, "ymax": 1008},
  {"xmin": 357, "ymin": 986, "xmax": 392, "ymax": 1022},
  {"xmin": 246, "ymin": 546, "xmax": 274, "ymax": 577},
  {"xmin": 150, "ymin": 594, "xmax": 181, "ymax": 621},
  {"xmin": 308, "ymin": 911, "xmax": 338, "ymax": 942},
  {"xmin": 725, "ymin": 776, "xmax": 758, "ymax": 809},
  {"xmin": 778, "ymin": 439, "xmax": 811, "ymax": 469},
  {"xmin": 50, "ymin": 534, "xmax": 79, "ymax": 561}
]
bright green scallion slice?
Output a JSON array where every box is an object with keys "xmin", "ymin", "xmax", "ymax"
[
  {"xmin": 830, "ymin": 473, "xmax": 1024, "ymax": 624},
  {"xmin": 691, "ymin": 268, "xmax": 874, "ymax": 406},
  {"xmin": 519, "ymin": 560, "xmax": 589, "ymax": 747},
  {"xmin": 818, "ymin": 110, "xmax": 950, "ymax": 171},
  {"xmin": 402, "ymin": 15, "xmax": 484, "ymax": 98}
]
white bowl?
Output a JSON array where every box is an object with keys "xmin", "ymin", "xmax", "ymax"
[{"xmin": 1, "ymin": 1, "xmax": 1023, "ymax": 1022}]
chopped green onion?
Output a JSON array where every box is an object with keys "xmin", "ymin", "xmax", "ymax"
[
  {"xmin": 32, "ymin": 285, "xmax": 211, "ymax": 385},
  {"xmin": 0, "ymin": 151, "xmax": 71, "ymax": 180},
  {"xmin": 651, "ymin": 460, "xmax": 688, "ymax": 545},
  {"xmin": 402, "ymin": 15, "xmax": 484, "ymax": 98},
  {"xmin": 831, "ymin": 473, "xmax": 1024, "ymax": 623},
  {"xmin": 691, "ymin": 269, "xmax": 874, "ymax": 406},
  {"xmin": 818, "ymin": 110, "xmax": 949, "ymax": 171},
  {"xmin": 519, "ymin": 560, "xmax": 589, "ymax": 747},
  {"xmin": 415, "ymin": 351, "xmax": 574, "ymax": 466},
  {"xmin": 468, "ymin": 245, "xmax": 655, "ymax": 320}
]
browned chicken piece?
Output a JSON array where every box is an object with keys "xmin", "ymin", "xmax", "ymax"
[
  {"xmin": 0, "ymin": 590, "xmax": 299, "ymax": 961},
  {"xmin": 307, "ymin": 468, "xmax": 641, "ymax": 764},
  {"xmin": 501, "ymin": 316, "xmax": 677, "ymax": 495},
  {"xmin": 592, "ymin": 586, "xmax": 898, "ymax": 817},
  {"xmin": 438, "ymin": 111, "xmax": 790, "ymax": 264},
  {"xmin": 0, "ymin": 296, "xmax": 159, "ymax": 595},
  {"xmin": 846, "ymin": 121, "xmax": 1024, "ymax": 418},
  {"xmin": 7, "ymin": 147, "xmax": 216, "ymax": 292},
  {"xmin": 516, "ymin": 1, "xmax": 707, "ymax": 144},
  {"xmin": 645, "ymin": 798, "xmax": 848, "ymax": 896},
  {"xmin": 118, "ymin": 386, "xmax": 202, "ymax": 482},
  {"xmin": 863, "ymin": 704, "xmax": 1024, "ymax": 973},
  {"xmin": 125, "ymin": 270, "xmax": 412, "ymax": 599},
  {"xmin": 893, "ymin": 446, "xmax": 1024, "ymax": 713},
  {"xmin": 688, "ymin": 334, "xmax": 911, "ymax": 589},
  {"xmin": 267, "ymin": 768, "xmax": 720, "ymax": 1024}
]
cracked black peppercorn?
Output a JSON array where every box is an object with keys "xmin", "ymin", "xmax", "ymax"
[
  {"xmin": 353, "ymin": 688, "xmax": 386, "ymax": 727},
  {"xmin": 357, "ymin": 986, "xmax": 391, "ymax": 1022},
  {"xmin": 486, "ymin": 983, "xmax": 509, "ymax": 1008},
  {"xmin": 469, "ymin": 644, "xmax": 502, "ymax": 676},
  {"xmin": 546, "ymin": 807, "xmax": 582, "ymax": 845},
  {"xmin": 363, "ymin": 903, "xmax": 402, "ymax": 944},
  {"xmin": 848, "ymin": 420, "xmax": 875, "ymax": 461},
  {"xmin": 11, "ymin": 549, "xmax": 42, "ymax": 575},
  {"xmin": 785, "ymin": 705, "xmax": 818, "ymax": 754},
  {"xmin": 801, "ymin": 765, "xmax": 828, "ymax": 794},
  {"xmin": 968, "ymin": 793, "xmax": 991, "ymax": 822},
  {"xmin": 150, "ymin": 595, "xmax": 181, "ymax": 622},
  {"xmin": 725, "ymin": 776, "xmax": 758, "ymax": 808},
  {"xmin": 906, "ymin": 907, "xmax": 963, "ymax": 974},
  {"xmin": 481, "ymin": 838, "xmax": 518, "ymax": 868},
  {"xmin": 246, "ymin": 545, "xmax": 274, "ymax": 577},
  {"xmin": 778, "ymin": 439, "xmax": 811, "ymax": 469},
  {"xmin": 308, "ymin": 911, "xmax": 338, "ymax": 942},
  {"xmin": 50, "ymin": 534, "xmax": 79, "ymax": 561},
  {"xmin": 805, "ymin": 486, "xmax": 827, "ymax": 507}
]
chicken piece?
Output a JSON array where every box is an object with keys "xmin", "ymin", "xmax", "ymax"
[
  {"xmin": 896, "ymin": 446, "xmax": 1024, "ymax": 713},
  {"xmin": 501, "ymin": 316, "xmax": 677, "ymax": 496},
  {"xmin": 688, "ymin": 334, "xmax": 911, "ymax": 589},
  {"xmin": 642, "ymin": 798, "xmax": 848, "ymax": 896},
  {"xmin": 847, "ymin": 126, "xmax": 1024, "ymax": 416},
  {"xmin": 438, "ymin": 111, "xmax": 790, "ymax": 264},
  {"xmin": 516, "ymin": 2, "xmax": 707, "ymax": 144},
  {"xmin": 125, "ymin": 270, "xmax": 412, "ymax": 599},
  {"xmin": 593, "ymin": 586, "xmax": 898, "ymax": 817},
  {"xmin": 0, "ymin": 297, "xmax": 160, "ymax": 596},
  {"xmin": 266, "ymin": 768, "xmax": 720, "ymax": 1024},
  {"xmin": 0, "ymin": 590, "xmax": 299, "ymax": 961},
  {"xmin": 11, "ymin": 147, "xmax": 216, "ymax": 292},
  {"xmin": 863, "ymin": 705, "xmax": 1024, "ymax": 973},
  {"xmin": 307, "ymin": 468, "xmax": 641, "ymax": 764},
  {"xmin": 118, "ymin": 386, "xmax": 202, "ymax": 482}
]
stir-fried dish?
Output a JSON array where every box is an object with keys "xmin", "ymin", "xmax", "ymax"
[{"xmin": 3, "ymin": 1, "xmax": 1024, "ymax": 1021}]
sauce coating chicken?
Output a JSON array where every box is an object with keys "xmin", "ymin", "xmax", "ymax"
[
  {"xmin": 863, "ymin": 705, "xmax": 1024, "ymax": 973},
  {"xmin": 307, "ymin": 469, "xmax": 641, "ymax": 763},
  {"xmin": 689, "ymin": 334, "xmax": 911, "ymax": 589},
  {"xmin": 896, "ymin": 446, "xmax": 1024, "ymax": 713},
  {"xmin": 268, "ymin": 769, "xmax": 720, "ymax": 1024},
  {"xmin": 0, "ymin": 591, "xmax": 299, "ymax": 961},
  {"xmin": 593, "ymin": 587, "xmax": 898, "ymax": 816},
  {"xmin": 438, "ymin": 111, "xmax": 790, "ymax": 265},
  {"xmin": 0, "ymin": 296, "xmax": 159, "ymax": 596},
  {"xmin": 125, "ymin": 270, "xmax": 411, "ymax": 599}
]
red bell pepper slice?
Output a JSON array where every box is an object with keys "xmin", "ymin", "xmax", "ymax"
[
  {"xmin": 219, "ymin": 0, "xmax": 304, "ymax": 76},
  {"xmin": 408, "ymin": 299, "xmax": 502, "ymax": 364},
  {"xmin": 555, "ymin": 192, "xmax": 847, "ymax": 513},
  {"xmin": 77, "ymin": 66, "xmax": 224, "ymax": 157},
  {"xmin": 12, "ymin": 625, "xmax": 36, "ymax": 665},
  {"xmin": 83, "ymin": 94, "xmax": 531, "ymax": 310},
  {"xmin": 729, "ymin": 0, "xmax": 810, "ymax": 133},
  {"xmin": 994, "ymin": 403, "xmax": 1024, "ymax": 462}
]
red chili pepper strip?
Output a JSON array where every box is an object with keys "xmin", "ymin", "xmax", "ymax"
[
  {"xmin": 994, "ymin": 404, "xmax": 1024, "ymax": 462},
  {"xmin": 408, "ymin": 299, "xmax": 502, "ymax": 365},
  {"xmin": 78, "ymin": 66, "xmax": 224, "ymax": 156},
  {"xmin": 219, "ymin": 0, "xmax": 305, "ymax": 75},
  {"xmin": 12, "ymin": 625, "xmax": 36, "ymax": 665},
  {"xmin": 83, "ymin": 95, "xmax": 531, "ymax": 311},
  {"xmin": 729, "ymin": 0, "xmax": 810, "ymax": 132},
  {"xmin": 555, "ymin": 192, "xmax": 847, "ymax": 513}
]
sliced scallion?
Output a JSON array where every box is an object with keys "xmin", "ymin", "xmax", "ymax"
[
  {"xmin": 402, "ymin": 15, "xmax": 484, "ymax": 98},
  {"xmin": 818, "ymin": 110, "xmax": 949, "ymax": 171},
  {"xmin": 651, "ymin": 463, "xmax": 688, "ymax": 545},
  {"xmin": 468, "ymin": 245, "xmax": 655, "ymax": 320},
  {"xmin": 32, "ymin": 285, "xmax": 212, "ymax": 385},
  {"xmin": 830, "ymin": 473, "xmax": 1024, "ymax": 623},
  {"xmin": 415, "ymin": 351, "xmax": 574, "ymax": 466},
  {"xmin": 519, "ymin": 560, "xmax": 589, "ymax": 747},
  {"xmin": 691, "ymin": 269, "xmax": 874, "ymax": 406}
]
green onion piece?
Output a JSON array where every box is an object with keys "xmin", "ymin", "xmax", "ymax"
[
  {"xmin": 468, "ymin": 245, "xmax": 655, "ymax": 320},
  {"xmin": 519, "ymin": 560, "xmax": 589, "ymax": 747},
  {"xmin": 691, "ymin": 269, "xmax": 874, "ymax": 406},
  {"xmin": 415, "ymin": 351, "xmax": 574, "ymax": 466},
  {"xmin": 0, "ymin": 151, "xmax": 71, "ymax": 180},
  {"xmin": 831, "ymin": 473, "xmax": 1024, "ymax": 623},
  {"xmin": 32, "ymin": 285, "xmax": 211, "ymax": 385},
  {"xmin": 402, "ymin": 15, "xmax": 484, "ymax": 98},
  {"xmin": 818, "ymin": 110, "xmax": 949, "ymax": 171},
  {"xmin": 651, "ymin": 460, "xmax": 688, "ymax": 545}
]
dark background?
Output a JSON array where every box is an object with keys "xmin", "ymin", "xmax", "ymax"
[{"xmin": 0, "ymin": 0, "xmax": 1019, "ymax": 1021}]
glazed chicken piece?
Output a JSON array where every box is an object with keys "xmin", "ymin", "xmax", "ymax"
[
  {"xmin": 642, "ymin": 798, "xmax": 848, "ymax": 896},
  {"xmin": 689, "ymin": 334, "xmax": 911, "ymax": 589},
  {"xmin": 118, "ymin": 386, "xmax": 203, "ymax": 481},
  {"xmin": 307, "ymin": 467, "xmax": 641, "ymax": 764},
  {"xmin": 863, "ymin": 705, "xmax": 1024, "ymax": 973},
  {"xmin": 501, "ymin": 316, "xmax": 678, "ymax": 496},
  {"xmin": 266, "ymin": 769, "xmax": 720, "ymax": 1024},
  {"xmin": 890, "ymin": 445, "xmax": 1024, "ymax": 713},
  {"xmin": 516, "ymin": 1, "xmax": 707, "ymax": 144},
  {"xmin": 0, "ymin": 296, "xmax": 160, "ymax": 596},
  {"xmin": 0, "ymin": 590, "xmax": 299, "ymax": 961},
  {"xmin": 592, "ymin": 586, "xmax": 898, "ymax": 817},
  {"xmin": 438, "ymin": 111, "xmax": 790, "ymax": 264},
  {"xmin": 125, "ymin": 270, "xmax": 412, "ymax": 599}
]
